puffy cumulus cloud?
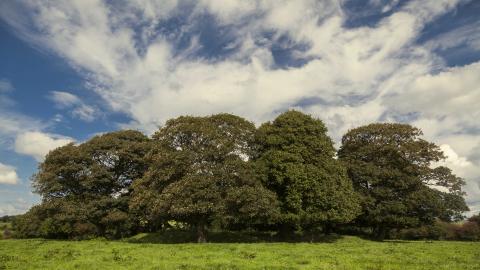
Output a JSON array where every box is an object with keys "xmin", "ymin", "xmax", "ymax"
[
  {"xmin": 0, "ymin": 163, "xmax": 19, "ymax": 184},
  {"xmin": 0, "ymin": 82, "xmax": 70, "ymax": 151},
  {"xmin": 49, "ymin": 91, "xmax": 99, "ymax": 122},
  {"xmin": 14, "ymin": 131, "xmax": 74, "ymax": 161},
  {"xmin": 440, "ymin": 144, "xmax": 472, "ymax": 168},
  {"xmin": 1, "ymin": 0, "xmax": 479, "ymax": 212}
]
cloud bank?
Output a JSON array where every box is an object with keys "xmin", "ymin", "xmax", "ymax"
[{"xmin": 0, "ymin": 0, "xmax": 479, "ymax": 214}]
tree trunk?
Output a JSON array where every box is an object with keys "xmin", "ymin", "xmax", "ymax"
[{"xmin": 196, "ymin": 220, "xmax": 207, "ymax": 243}]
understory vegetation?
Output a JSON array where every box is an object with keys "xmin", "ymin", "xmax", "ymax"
[{"xmin": 6, "ymin": 110, "xmax": 476, "ymax": 242}]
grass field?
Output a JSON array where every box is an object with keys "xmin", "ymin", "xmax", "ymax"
[{"xmin": 0, "ymin": 235, "xmax": 479, "ymax": 270}]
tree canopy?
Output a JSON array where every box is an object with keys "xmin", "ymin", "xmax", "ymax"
[
  {"xmin": 255, "ymin": 111, "xmax": 360, "ymax": 235},
  {"xmin": 12, "ymin": 113, "xmax": 471, "ymax": 242},
  {"xmin": 16, "ymin": 130, "xmax": 151, "ymax": 239},
  {"xmin": 338, "ymin": 123, "xmax": 469, "ymax": 239},
  {"xmin": 131, "ymin": 114, "xmax": 279, "ymax": 242}
]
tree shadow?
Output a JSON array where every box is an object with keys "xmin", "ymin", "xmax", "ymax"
[
  {"xmin": 353, "ymin": 234, "xmax": 413, "ymax": 243},
  {"xmin": 125, "ymin": 230, "xmax": 343, "ymax": 244}
]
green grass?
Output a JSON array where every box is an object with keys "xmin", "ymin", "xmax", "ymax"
[{"xmin": 0, "ymin": 235, "xmax": 478, "ymax": 269}]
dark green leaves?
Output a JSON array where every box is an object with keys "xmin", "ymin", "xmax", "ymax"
[
  {"xmin": 256, "ymin": 110, "xmax": 360, "ymax": 232},
  {"xmin": 338, "ymin": 123, "xmax": 469, "ymax": 237},
  {"xmin": 17, "ymin": 113, "xmax": 469, "ymax": 242},
  {"xmin": 133, "ymin": 114, "xmax": 279, "ymax": 241}
]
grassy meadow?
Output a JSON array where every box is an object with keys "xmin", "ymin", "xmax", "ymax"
[{"xmin": 0, "ymin": 234, "xmax": 479, "ymax": 270}]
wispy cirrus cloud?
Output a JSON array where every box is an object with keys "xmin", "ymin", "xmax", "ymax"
[
  {"xmin": 49, "ymin": 91, "xmax": 99, "ymax": 122},
  {"xmin": 425, "ymin": 20, "xmax": 480, "ymax": 52}
]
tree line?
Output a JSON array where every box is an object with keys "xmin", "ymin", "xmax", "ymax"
[{"xmin": 13, "ymin": 111, "xmax": 471, "ymax": 242}]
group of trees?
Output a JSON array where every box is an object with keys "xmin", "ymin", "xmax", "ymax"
[
  {"xmin": 13, "ymin": 111, "xmax": 470, "ymax": 242},
  {"xmin": 395, "ymin": 215, "xmax": 480, "ymax": 241}
]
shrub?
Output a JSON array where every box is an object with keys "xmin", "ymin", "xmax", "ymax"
[{"xmin": 454, "ymin": 221, "xmax": 480, "ymax": 241}]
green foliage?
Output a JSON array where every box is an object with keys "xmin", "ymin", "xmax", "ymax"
[
  {"xmin": 0, "ymin": 220, "xmax": 13, "ymax": 240},
  {"xmin": 456, "ymin": 221, "xmax": 480, "ymax": 241},
  {"xmin": 33, "ymin": 130, "xmax": 151, "ymax": 200},
  {"xmin": 468, "ymin": 214, "xmax": 480, "ymax": 225},
  {"xmin": 10, "ymin": 113, "xmax": 471, "ymax": 243},
  {"xmin": 0, "ymin": 216, "xmax": 17, "ymax": 223},
  {"xmin": 255, "ymin": 110, "xmax": 360, "ymax": 235},
  {"xmin": 18, "ymin": 130, "xmax": 151, "ymax": 239},
  {"xmin": 338, "ymin": 123, "xmax": 469, "ymax": 239},
  {"xmin": 395, "ymin": 219, "xmax": 480, "ymax": 241},
  {"xmin": 131, "ymin": 114, "xmax": 279, "ymax": 242}
]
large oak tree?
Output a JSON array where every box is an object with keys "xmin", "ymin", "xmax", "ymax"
[
  {"xmin": 255, "ymin": 111, "xmax": 360, "ymax": 236},
  {"xmin": 338, "ymin": 123, "xmax": 469, "ymax": 239},
  {"xmin": 20, "ymin": 130, "xmax": 151, "ymax": 239}
]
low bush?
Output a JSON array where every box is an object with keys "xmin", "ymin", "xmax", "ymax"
[{"xmin": 394, "ymin": 217, "xmax": 480, "ymax": 241}]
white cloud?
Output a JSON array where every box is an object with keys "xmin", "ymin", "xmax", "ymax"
[
  {"xmin": 0, "ymin": 163, "xmax": 19, "ymax": 185},
  {"xmin": 14, "ymin": 131, "xmax": 74, "ymax": 161},
  {"xmin": 0, "ymin": 84, "xmax": 69, "ymax": 153},
  {"xmin": 0, "ymin": 0, "xmax": 478, "ymax": 212},
  {"xmin": 440, "ymin": 144, "xmax": 472, "ymax": 168},
  {"xmin": 436, "ymin": 144, "xmax": 480, "ymax": 216},
  {"xmin": 0, "ymin": 0, "xmax": 466, "ymax": 125},
  {"xmin": 0, "ymin": 111, "xmax": 43, "ymax": 144},
  {"xmin": 387, "ymin": 62, "xmax": 480, "ymax": 134},
  {"xmin": 0, "ymin": 198, "xmax": 32, "ymax": 216},
  {"xmin": 425, "ymin": 21, "xmax": 480, "ymax": 52},
  {"xmin": 50, "ymin": 91, "xmax": 81, "ymax": 107},
  {"xmin": 49, "ymin": 91, "xmax": 98, "ymax": 122}
]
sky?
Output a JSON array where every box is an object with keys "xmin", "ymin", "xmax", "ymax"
[{"xmin": 0, "ymin": 0, "xmax": 479, "ymax": 217}]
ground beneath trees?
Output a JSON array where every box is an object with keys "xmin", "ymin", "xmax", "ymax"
[{"xmin": 0, "ymin": 235, "xmax": 478, "ymax": 269}]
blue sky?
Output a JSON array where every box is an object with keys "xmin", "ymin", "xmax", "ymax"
[{"xmin": 0, "ymin": 0, "xmax": 479, "ymax": 216}]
